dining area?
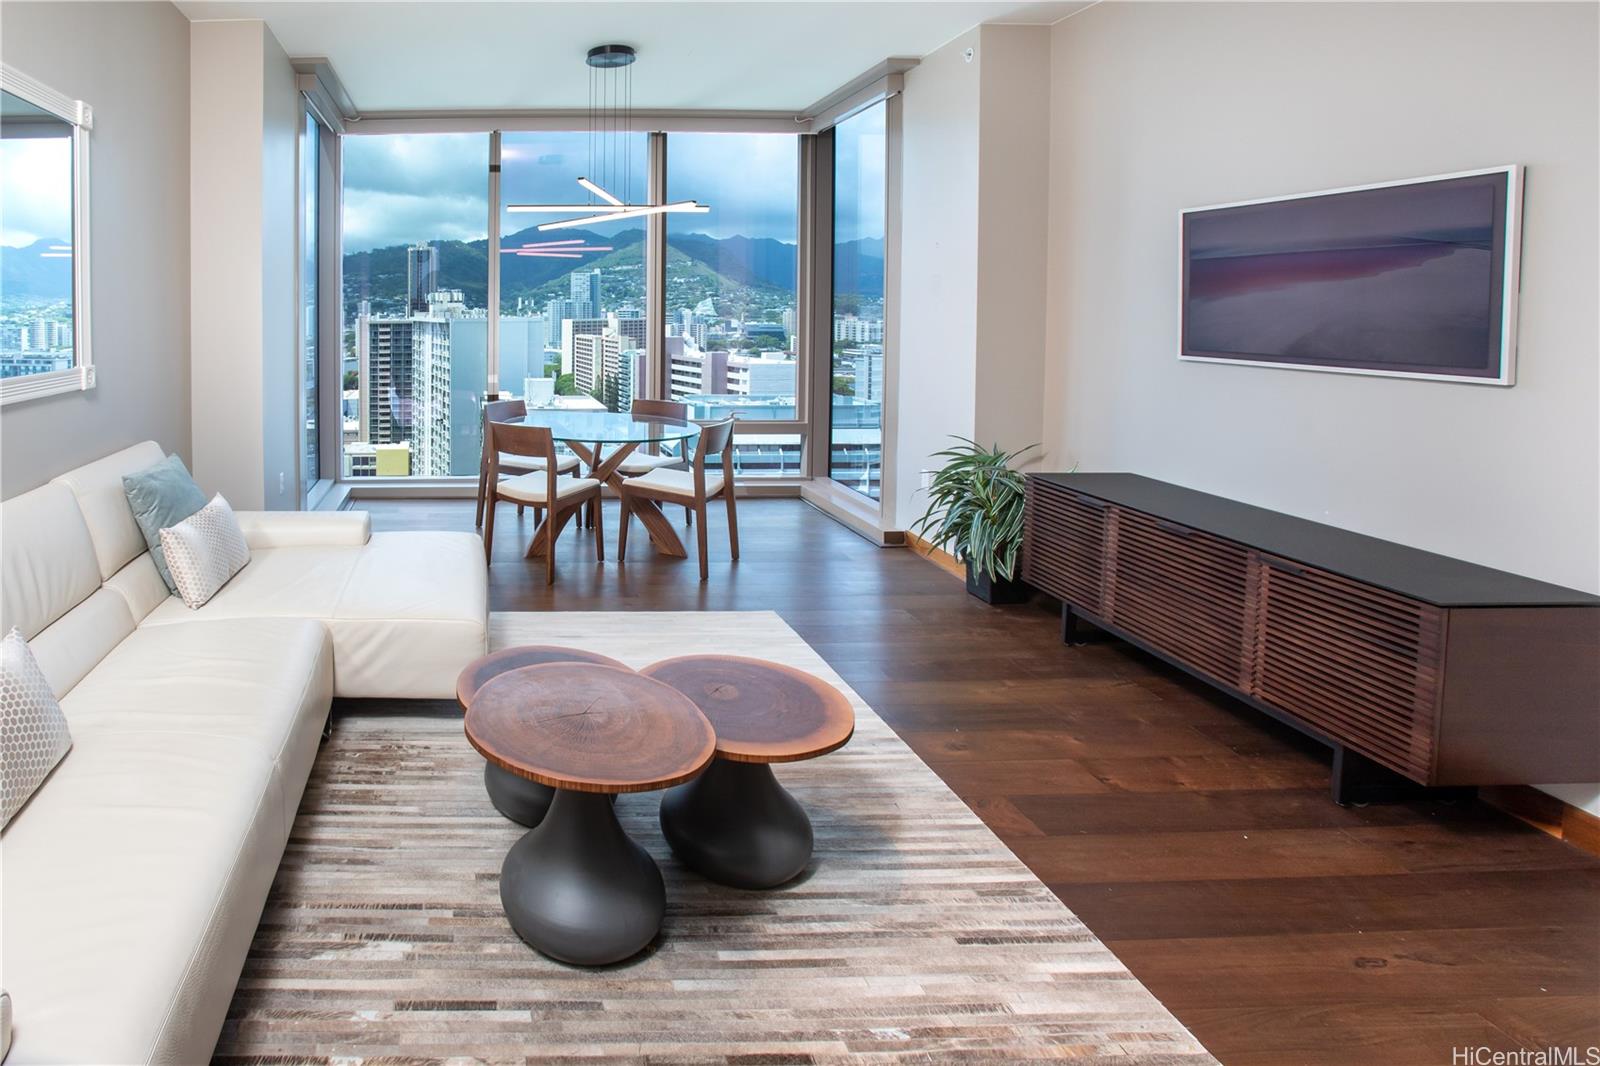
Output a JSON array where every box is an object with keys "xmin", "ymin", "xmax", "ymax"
[{"xmin": 475, "ymin": 396, "xmax": 740, "ymax": 585}]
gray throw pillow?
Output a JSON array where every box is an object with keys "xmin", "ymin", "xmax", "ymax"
[{"xmin": 122, "ymin": 454, "xmax": 207, "ymax": 592}]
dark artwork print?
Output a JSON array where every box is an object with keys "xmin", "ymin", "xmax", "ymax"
[{"xmin": 1182, "ymin": 171, "xmax": 1509, "ymax": 377}]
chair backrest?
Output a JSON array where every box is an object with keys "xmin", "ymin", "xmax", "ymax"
[
  {"xmin": 487, "ymin": 420, "xmax": 559, "ymax": 500},
  {"xmin": 631, "ymin": 397, "xmax": 688, "ymax": 421},
  {"xmin": 484, "ymin": 397, "xmax": 526, "ymax": 427},
  {"xmin": 692, "ymin": 417, "xmax": 737, "ymax": 474}
]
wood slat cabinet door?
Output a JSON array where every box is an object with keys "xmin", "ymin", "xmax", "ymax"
[
  {"xmin": 1022, "ymin": 479, "xmax": 1111, "ymax": 614},
  {"xmin": 1251, "ymin": 556, "xmax": 1444, "ymax": 783},
  {"xmin": 1106, "ymin": 509, "xmax": 1254, "ymax": 689}
]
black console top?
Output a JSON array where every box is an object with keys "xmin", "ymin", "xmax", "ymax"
[{"xmin": 1031, "ymin": 472, "xmax": 1600, "ymax": 609}]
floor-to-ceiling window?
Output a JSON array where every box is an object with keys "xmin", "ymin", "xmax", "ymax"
[
  {"xmin": 340, "ymin": 132, "xmax": 489, "ymax": 479},
  {"xmin": 299, "ymin": 110, "xmax": 321, "ymax": 502},
  {"xmin": 829, "ymin": 102, "xmax": 886, "ymax": 500},
  {"xmin": 666, "ymin": 132, "xmax": 801, "ymax": 476},
  {"xmin": 498, "ymin": 131, "xmax": 648, "ymax": 411}
]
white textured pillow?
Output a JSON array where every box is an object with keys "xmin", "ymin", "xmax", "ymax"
[
  {"xmin": 1, "ymin": 627, "xmax": 72, "ymax": 828},
  {"xmin": 159, "ymin": 493, "xmax": 252, "ymax": 609}
]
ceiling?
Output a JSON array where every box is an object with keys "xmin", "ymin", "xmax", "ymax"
[{"xmin": 173, "ymin": 1, "xmax": 1091, "ymax": 113}]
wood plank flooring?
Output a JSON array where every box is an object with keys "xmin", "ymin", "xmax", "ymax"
[{"xmin": 361, "ymin": 497, "xmax": 1600, "ymax": 1065}]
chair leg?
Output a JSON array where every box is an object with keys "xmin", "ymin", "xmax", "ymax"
[
  {"xmin": 475, "ymin": 462, "xmax": 488, "ymax": 528},
  {"xmin": 724, "ymin": 486, "xmax": 740, "ymax": 561},
  {"xmin": 696, "ymin": 500, "xmax": 710, "ymax": 582},
  {"xmin": 686, "ymin": 505, "xmax": 693, "ymax": 526},
  {"xmin": 593, "ymin": 492, "xmax": 605, "ymax": 561},
  {"xmin": 545, "ymin": 505, "xmax": 557, "ymax": 585},
  {"xmin": 617, "ymin": 492, "xmax": 631, "ymax": 560},
  {"xmin": 517, "ymin": 503, "xmax": 525, "ymax": 517},
  {"xmin": 482, "ymin": 496, "xmax": 496, "ymax": 565},
  {"xmin": 535, "ymin": 506, "xmax": 544, "ymax": 524}
]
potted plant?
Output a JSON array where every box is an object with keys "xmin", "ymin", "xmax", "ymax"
[{"xmin": 913, "ymin": 437, "xmax": 1037, "ymax": 604}]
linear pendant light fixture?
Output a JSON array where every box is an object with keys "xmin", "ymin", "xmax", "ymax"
[{"xmin": 507, "ymin": 44, "xmax": 710, "ymax": 232}]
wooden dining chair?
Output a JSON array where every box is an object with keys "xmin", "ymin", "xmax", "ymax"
[
  {"xmin": 476, "ymin": 397, "xmax": 579, "ymax": 528},
  {"xmin": 617, "ymin": 417, "xmax": 738, "ymax": 582},
  {"xmin": 483, "ymin": 420, "xmax": 603, "ymax": 585}
]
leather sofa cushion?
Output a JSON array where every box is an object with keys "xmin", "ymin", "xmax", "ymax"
[
  {"xmin": 142, "ymin": 533, "xmax": 486, "ymax": 699},
  {"xmin": 48, "ymin": 441, "xmax": 166, "ymax": 582},
  {"xmin": 0, "ymin": 483, "xmax": 103, "ymax": 642},
  {"xmin": 2, "ymin": 617, "xmax": 332, "ymax": 1065}
]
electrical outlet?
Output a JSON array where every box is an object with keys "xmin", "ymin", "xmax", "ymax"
[
  {"xmin": 920, "ymin": 469, "xmax": 936, "ymax": 490},
  {"xmin": 278, "ymin": 472, "xmax": 285, "ymax": 495}
]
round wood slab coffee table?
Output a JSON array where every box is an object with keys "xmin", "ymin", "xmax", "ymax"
[
  {"xmin": 640, "ymin": 655, "xmax": 855, "ymax": 889},
  {"xmin": 464, "ymin": 662, "xmax": 715, "ymax": 966},
  {"xmin": 455, "ymin": 646, "xmax": 629, "ymax": 827}
]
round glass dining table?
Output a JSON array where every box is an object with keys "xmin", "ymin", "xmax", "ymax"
[
  {"xmin": 507, "ymin": 409, "xmax": 701, "ymax": 450},
  {"xmin": 501, "ymin": 408, "xmax": 701, "ymax": 558}
]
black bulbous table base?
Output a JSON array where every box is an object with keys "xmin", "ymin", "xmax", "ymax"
[
  {"xmin": 500, "ymin": 789, "xmax": 664, "ymax": 966},
  {"xmin": 659, "ymin": 759, "xmax": 813, "ymax": 889},
  {"xmin": 484, "ymin": 762, "xmax": 555, "ymax": 826}
]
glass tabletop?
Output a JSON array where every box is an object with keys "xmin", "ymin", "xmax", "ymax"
[{"xmin": 505, "ymin": 409, "xmax": 702, "ymax": 445}]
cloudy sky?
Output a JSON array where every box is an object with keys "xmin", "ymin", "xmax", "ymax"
[
  {"xmin": 342, "ymin": 121, "xmax": 886, "ymax": 253},
  {"xmin": 1, "ymin": 136, "xmax": 73, "ymax": 248}
]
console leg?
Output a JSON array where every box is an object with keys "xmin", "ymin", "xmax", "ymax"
[
  {"xmin": 1061, "ymin": 604, "xmax": 1087, "ymax": 645},
  {"xmin": 1330, "ymin": 746, "xmax": 1475, "ymax": 807}
]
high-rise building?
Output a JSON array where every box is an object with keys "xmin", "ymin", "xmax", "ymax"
[
  {"xmin": 358, "ymin": 291, "xmax": 476, "ymax": 478},
  {"xmin": 669, "ymin": 346, "xmax": 729, "ymax": 400},
  {"xmin": 544, "ymin": 296, "xmax": 588, "ymax": 325},
  {"xmin": 607, "ymin": 311, "xmax": 647, "ymax": 352},
  {"xmin": 727, "ymin": 354, "xmax": 796, "ymax": 396},
  {"xmin": 560, "ymin": 317, "xmax": 609, "ymax": 374},
  {"xmin": 406, "ymin": 244, "xmax": 439, "ymax": 314},
  {"xmin": 851, "ymin": 345, "xmax": 884, "ymax": 402},
  {"xmin": 571, "ymin": 270, "xmax": 602, "ymax": 315},
  {"xmin": 833, "ymin": 315, "xmax": 884, "ymax": 344},
  {"xmin": 572, "ymin": 332, "xmax": 622, "ymax": 398}
]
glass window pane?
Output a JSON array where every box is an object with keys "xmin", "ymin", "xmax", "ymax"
[
  {"xmin": 499, "ymin": 131, "xmax": 648, "ymax": 412},
  {"xmin": 341, "ymin": 132, "xmax": 489, "ymax": 478},
  {"xmin": 1, "ymin": 90, "xmax": 76, "ymax": 380},
  {"xmin": 301, "ymin": 112, "xmax": 320, "ymax": 497},
  {"xmin": 667, "ymin": 132, "xmax": 799, "ymax": 478},
  {"xmin": 830, "ymin": 103, "xmax": 886, "ymax": 500}
]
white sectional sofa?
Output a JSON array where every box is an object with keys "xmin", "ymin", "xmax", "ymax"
[{"xmin": 0, "ymin": 441, "xmax": 487, "ymax": 1064}]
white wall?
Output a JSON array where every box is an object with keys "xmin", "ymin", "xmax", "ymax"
[
  {"xmin": 1043, "ymin": 1, "xmax": 1599, "ymax": 812},
  {"xmin": 894, "ymin": 24, "xmax": 1051, "ymax": 530},
  {"xmin": 895, "ymin": 28, "xmax": 982, "ymax": 529},
  {"xmin": 973, "ymin": 25, "xmax": 1050, "ymax": 462},
  {"xmin": 0, "ymin": 1, "xmax": 190, "ymax": 496},
  {"xmin": 188, "ymin": 19, "xmax": 299, "ymax": 510}
]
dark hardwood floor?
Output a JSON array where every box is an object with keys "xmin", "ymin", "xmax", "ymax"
[{"xmin": 366, "ymin": 496, "xmax": 1600, "ymax": 1065}]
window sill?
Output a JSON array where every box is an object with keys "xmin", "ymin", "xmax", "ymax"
[{"xmin": 0, "ymin": 365, "xmax": 95, "ymax": 407}]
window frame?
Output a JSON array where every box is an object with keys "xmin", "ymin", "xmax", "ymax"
[
  {"xmin": 0, "ymin": 64, "xmax": 94, "ymax": 407},
  {"xmin": 328, "ymin": 91, "xmax": 902, "ymax": 514}
]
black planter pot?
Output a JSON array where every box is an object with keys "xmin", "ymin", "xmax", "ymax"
[{"xmin": 965, "ymin": 560, "xmax": 1032, "ymax": 604}]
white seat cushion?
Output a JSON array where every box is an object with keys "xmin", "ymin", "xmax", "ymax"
[
  {"xmin": 621, "ymin": 467, "xmax": 724, "ymax": 501},
  {"xmin": 2, "ymin": 619, "xmax": 330, "ymax": 1065},
  {"xmin": 615, "ymin": 451, "xmax": 683, "ymax": 476},
  {"xmin": 140, "ymin": 535, "xmax": 484, "ymax": 700},
  {"xmin": 61, "ymin": 617, "xmax": 333, "ymax": 833},
  {"xmin": 1, "ymin": 730, "xmax": 289, "ymax": 1065},
  {"xmin": 142, "ymin": 544, "xmax": 353, "ymax": 626},
  {"xmin": 329, "ymin": 532, "xmax": 489, "ymax": 699},
  {"xmin": 497, "ymin": 452, "xmax": 579, "ymax": 474},
  {"xmin": 497, "ymin": 473, "xmax": 599, "ymax": 505}
]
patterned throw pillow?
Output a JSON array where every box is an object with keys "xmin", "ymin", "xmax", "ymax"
[
  {"xmin": 1, "ymin": 627, "xmax": 73, "ymax": 829},
  {"xmin": 159, "ymin": 493, "xmax": 252, "ymax": 610}
]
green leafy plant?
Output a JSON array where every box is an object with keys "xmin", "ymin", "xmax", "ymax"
[{"xmin": 913, "ymin": 437, "xmax": 1038, "ymax": 583}]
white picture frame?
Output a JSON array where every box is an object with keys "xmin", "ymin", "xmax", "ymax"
[
  {"xmin": 1, "ymin": 63, "xmax": 94, "ymax": 406},
  {"xmin": 1178, "ymin": 165, "xmax": 1522, "ymax": 387}
]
